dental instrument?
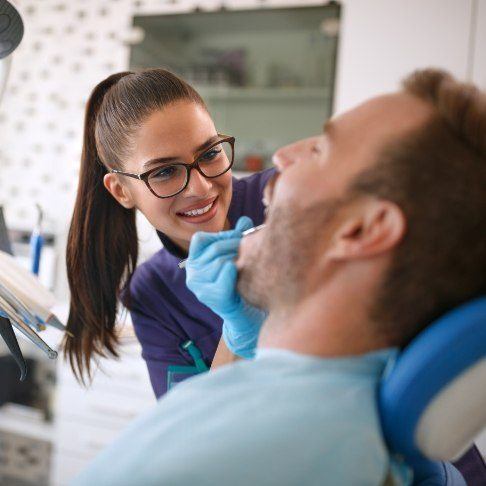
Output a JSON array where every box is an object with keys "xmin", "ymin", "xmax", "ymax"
[
  {"xmin": 178, "ymin": 224, "xmax": 266, "ymax": 269},
  {"xmin": 0, "ymin": 316, "xmax": 27, "ymax": 380},
  {"xmin": 0, "ymin": 294, "xmax": 57, "ymax": 359}
]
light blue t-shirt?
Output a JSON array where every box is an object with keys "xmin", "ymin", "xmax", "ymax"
[{"xmin": 73, "ymin": 348, "xmax": 409, "ymax": 486}]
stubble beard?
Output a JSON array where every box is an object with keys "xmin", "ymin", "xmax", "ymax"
[{"xmin": 236, "ymin": 199, "xmax": 344, "ymax": 313}]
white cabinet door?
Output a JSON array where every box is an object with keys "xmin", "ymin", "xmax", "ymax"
[{"xmin": 335, "ymin": 0, "xmax": 474, "ymax": 114}]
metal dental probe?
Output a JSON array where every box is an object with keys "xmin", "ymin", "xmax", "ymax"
[
  {"xmin": 0, "ymin": 294, "xmax": 58, "ymax": 359},
  {"xmin": 0, "ymin": 316, "xmax": 27, "ymax": 381},
  {"xmin": 0, "ymin": 281, "xmax": 39, "ymax": 329},
  {"xmin": 178, "ymin": 224, "xmax": 266, "ymax": 269}
]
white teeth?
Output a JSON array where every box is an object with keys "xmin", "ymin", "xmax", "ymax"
[{"xmin": 181, "ymin": 202, "xmax": 214, "ymax": 217}]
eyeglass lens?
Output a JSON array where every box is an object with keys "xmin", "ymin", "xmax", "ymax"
[{"xmin": 147, "ymin": 141, "xmax": 233, "ymax": 197}]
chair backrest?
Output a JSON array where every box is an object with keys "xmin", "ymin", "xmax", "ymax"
[{"xmin": 379, "ymin": 297, "xmax": 486, "ymax": 480}]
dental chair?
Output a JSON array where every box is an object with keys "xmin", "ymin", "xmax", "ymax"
[{"xmin": 380, "ymin": 297, "xmax": 486, "ymax": 485}]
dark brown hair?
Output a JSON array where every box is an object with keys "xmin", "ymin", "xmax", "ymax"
[
  {"xmin": 64, "ymin": 69, "xmax": 205, "ymax": 383},
  {"xmin": 352, "ymin": 68, "xmax": 486, "ymax": 345}
]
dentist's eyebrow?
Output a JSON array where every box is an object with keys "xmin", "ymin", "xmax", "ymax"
[{"xmin": 142, "ymin": 135, "xmax": 220, "ymax": 170}]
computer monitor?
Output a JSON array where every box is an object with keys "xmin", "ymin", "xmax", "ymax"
[{"xmin": 0, "ymin": 206, "xmax": 13, "ymax": 255}]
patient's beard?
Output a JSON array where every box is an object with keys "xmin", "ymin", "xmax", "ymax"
[{"xmin": 237, "ymin": 199, "xmax": 343, "ymax": 313}]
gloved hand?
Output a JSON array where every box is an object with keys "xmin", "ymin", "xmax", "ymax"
[{"xmin": 186, "ymin": 216, "xmax": 267, "ymax": 359}]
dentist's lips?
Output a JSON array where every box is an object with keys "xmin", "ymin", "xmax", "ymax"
[{"xmin": 176, "ymin": 196, "xmax": 219, "ymax": 224}]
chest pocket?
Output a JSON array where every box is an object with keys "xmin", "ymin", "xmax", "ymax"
[{"xmin": 167, "ymin": 340, "xmax": 209, "ymax": 391}]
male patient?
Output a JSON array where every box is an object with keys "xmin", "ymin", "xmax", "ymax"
[{"xmin": 74, "ymin": 69, "xmax": 486, "ymax": 485}]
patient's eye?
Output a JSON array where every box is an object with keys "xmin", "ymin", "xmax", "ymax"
[{"xmin": 311, "ymin": 145, "xmax": 321, "ymax": 155}]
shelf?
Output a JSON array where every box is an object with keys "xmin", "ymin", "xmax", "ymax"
[
  {"xmin": 0, "ymin": 403, "xmax": 53, "ymax": 442},
  {"xmin": 197, "ymin": 86, "xmax": 330, "ymax": 101}
]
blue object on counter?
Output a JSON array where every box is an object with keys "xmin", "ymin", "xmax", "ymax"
[
  {"xmin": 30, "ymin": 229, "xmax": 44, "ymax": 276},
  {"xmin": 30, "ymin": 204, "xmax": 44, "ymax": 276}
]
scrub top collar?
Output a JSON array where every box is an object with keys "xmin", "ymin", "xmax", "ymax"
[{"xmin": 156, "ymin": 230, "xmax": 188, "ymax": 259}]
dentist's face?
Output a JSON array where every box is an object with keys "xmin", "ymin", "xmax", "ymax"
[
  {"xmin": 107, "ymin": 101, "xmax": 232, "ymax": 250},
  {"xmin": 236, "ymin": 92, "xmax": 432, "ymax": 310}
]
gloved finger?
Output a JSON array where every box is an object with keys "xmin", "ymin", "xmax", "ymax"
[
  {"xmin": 189, "ymin": 229, "xmax": 240, "ymax": 259},
  {"xmin": 214, "ymin": 260, "xmax": 239, "ymax": 297},
  {"xmin": 187, "ymin": 238, "xmax": 240, "ymax": 269},
  {"xmin": 187, "ymin": 253, "xmax": 237, "ymax": 288},
  {"xmin": 189, "ymin": 231, "xmax": 219, "ymax": 258},
  {"xmin": 234, "ymin": 216, "xmax": 254, "ymax": 233},
  {"xmin": 189, "ymin": 217, "xmax": 255, "ymax": 258}
]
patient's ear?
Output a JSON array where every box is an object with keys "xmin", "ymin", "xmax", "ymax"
[
  {"xmin": 103, "ymin": 173, "xmax": 136, "ymax": 209},
  {"xmin": 327, "ymin": 199, "xmax": 406, "ymax": 261}
]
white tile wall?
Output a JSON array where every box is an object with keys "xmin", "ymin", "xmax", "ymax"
[{"xmin": 0, "ymin": 0, "xmax": 323, "ymax": 299}]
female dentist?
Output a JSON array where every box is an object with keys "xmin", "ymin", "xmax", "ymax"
[{"xmin": 64, "ymin": 68, "xmax": 272, "ymax": 396}]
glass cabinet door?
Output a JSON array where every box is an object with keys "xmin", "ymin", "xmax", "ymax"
[{"xmin": 130, "ymin": 3, "xmax": 341, "ymax": 172}]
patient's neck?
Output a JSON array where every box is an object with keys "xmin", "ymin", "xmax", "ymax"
[{"xmin": 258, "ymin": 267, "xmax": 390, "ymax": 357}]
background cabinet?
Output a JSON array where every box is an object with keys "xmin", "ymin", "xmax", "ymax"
[{"xmin": 130, "ymin": 4, "xmax": 341, "ymax": 172}]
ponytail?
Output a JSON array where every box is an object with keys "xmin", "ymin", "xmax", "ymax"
[
  {"xmin": 64, "ymin": 72, "xmax": 138, "ymax": 384},
  {"xmin": 64, "ymin": 68, "xmax": 207, "ymax": 383}
]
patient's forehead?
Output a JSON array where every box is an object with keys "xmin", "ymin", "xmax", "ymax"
[{"xmin": 329, "ymin": 92, "xmax": 435, "ymax": 172}]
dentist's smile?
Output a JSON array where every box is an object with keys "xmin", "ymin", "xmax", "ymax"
[{"xmin": 176, "ymin": 196, "xmax": 219, "ymax": 224}]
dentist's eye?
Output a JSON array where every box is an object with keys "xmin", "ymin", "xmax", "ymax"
[{"xmin": 200, "ymin": 146, "xmax": 222, "ymax": 162}]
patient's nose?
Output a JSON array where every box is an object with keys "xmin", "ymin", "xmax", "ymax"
[{"xmin": 273, "ymin": 143, "xmax": 298, "ymax": 171}]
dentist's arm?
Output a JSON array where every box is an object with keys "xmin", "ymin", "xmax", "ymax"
[
  {"xmin": 211, "ymin": 338, "xmax": 239, "ymax": 370},
  {"xmin": 186, "ymin": 217, "xmax": 267, "ymax": 360}
]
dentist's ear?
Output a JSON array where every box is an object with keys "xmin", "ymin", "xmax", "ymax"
[
  {"xmin": 327, "ymin": 199, "xmax": 406, "ymax": 260},
  {"xmin": 103, "ymin": 173, "xmax": 136, "ymax": 209}
]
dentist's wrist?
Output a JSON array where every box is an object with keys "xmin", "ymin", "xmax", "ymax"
[{"xmin": 222, "ymin": 323, "xmax": 259, "ymax": 359}]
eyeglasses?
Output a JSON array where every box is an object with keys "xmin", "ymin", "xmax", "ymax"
[{"xmin": 110, "ymin": 135, "xmax": 235, "ymax": 199}]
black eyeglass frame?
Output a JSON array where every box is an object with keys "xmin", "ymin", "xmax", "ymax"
[{"xmin": 110, "ymin": 134, "xmax": 235, "ymax": 199}]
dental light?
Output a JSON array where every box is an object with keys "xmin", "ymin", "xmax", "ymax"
[{"xmin": 0, "ymin": 0, "xmax": 23, "ymax": 103}]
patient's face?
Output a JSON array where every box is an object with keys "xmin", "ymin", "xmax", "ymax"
[{"xmin": 237, "ymin": 92, "xmax": 433, "ymax": 310}]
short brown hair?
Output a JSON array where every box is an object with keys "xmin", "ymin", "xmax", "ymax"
[{"xmin": 352, "ymin": 68, "xmax": 486, "ymax": 345}]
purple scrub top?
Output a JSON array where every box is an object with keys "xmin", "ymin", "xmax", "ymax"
[
  {"xmin": 126, "ymin": 169, "xmax": 274, "ymax": 398},
  {"xmin": 124, "ymin": 168, "xmax": 485, "ymax": 485}
]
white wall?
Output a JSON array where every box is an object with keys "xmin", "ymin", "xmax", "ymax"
[
  {"xmin": 335, "ymin": 0, "xmax": 476, "ymax": 114},
  {"xmin": 472, "ymin": 0, "xmax": 486, "ymax": 87}
]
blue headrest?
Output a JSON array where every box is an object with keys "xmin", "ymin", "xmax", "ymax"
[{"xmin": 379, "ymin": 297, "xmax": 486, "ymax": 468}]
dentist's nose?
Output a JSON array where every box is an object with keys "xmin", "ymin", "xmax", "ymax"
[{"xmin": 184, "ymin": 168, "xmax": 212, "ymax": 196}]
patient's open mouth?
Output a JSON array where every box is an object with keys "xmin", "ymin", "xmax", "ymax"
[
  {"xmin": 262, "ymin": 172, "xmax": 279, "ymax": 215},
  {"xmin": 242, "ymin": 224, "xmax": 266, "ymax": 237}
]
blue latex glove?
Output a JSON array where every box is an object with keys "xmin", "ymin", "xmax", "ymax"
[{"xmin": 186, "ymin": 216, "xmax": 267, "ymax": 359}]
